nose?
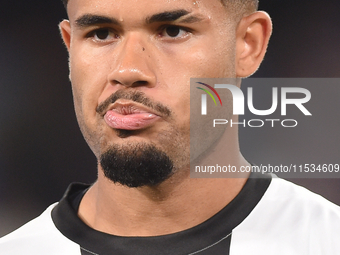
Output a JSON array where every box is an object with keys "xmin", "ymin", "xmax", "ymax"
[{"xmin": 108, "ymin": 33, "xmax": 156, "ymax": 88}]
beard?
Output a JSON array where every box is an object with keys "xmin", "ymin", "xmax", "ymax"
[{"xmin": 100, "ymin": 142, "xmax": 174, "ymax": 188}]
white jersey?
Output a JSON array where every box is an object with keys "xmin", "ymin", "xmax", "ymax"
[{"xmin": 1, "ymin": 174, "xmax": 340, "ymax": 255}]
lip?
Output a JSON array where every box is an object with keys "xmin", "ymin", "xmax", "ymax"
[{"xmin": 103, "ymin": 100, "xmax": 161, "ymax": 130}]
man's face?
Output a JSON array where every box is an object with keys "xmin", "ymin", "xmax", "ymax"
[{"xmin": 63, "ymin": 0, "xmax": 237, "ymax": 186}]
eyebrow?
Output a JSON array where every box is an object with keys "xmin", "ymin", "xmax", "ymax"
[
  {"xmin": 74, "ymin": 9, "xmax": 203, "ymax": 28},
  {"xmin": 147, "ymin": 9, "xmax": 202, "ymax": 24},
  {"xmin": 75, "ymin": 14, "xmax": 120, "ymax": 27}
]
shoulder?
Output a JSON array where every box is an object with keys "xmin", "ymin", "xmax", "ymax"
[
  {"xmin": 230, "ymin": 177, "xmax": 340, "ymax": 255},
  {"xmin": 266, "ymin": 177, "xmax": 340, "ymax": 219},
  {"xmin": 0, "ymin": 203, "xmax": 80, "ymax": 255}
]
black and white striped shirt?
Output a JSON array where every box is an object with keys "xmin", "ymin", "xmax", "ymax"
[{"xmin": 1, "ymin": 174, "xmax": 340, "ymax": 254}]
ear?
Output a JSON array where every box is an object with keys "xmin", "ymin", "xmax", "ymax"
[
  {"xmin": 59, "ymin": 19, "xmax": 71, "ymax": 51},
  {"xmin": 235, "ymin": 11, "xmax": 272, "ymax": 77}
]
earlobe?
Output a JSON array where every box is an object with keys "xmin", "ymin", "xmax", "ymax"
[
  {"xmin": 59, "ymin": 19, "xmax": 72, "ymax": 51},
  {"xmin": 235, "ymin": 11, "xmax": 272, "ymax": 77}
]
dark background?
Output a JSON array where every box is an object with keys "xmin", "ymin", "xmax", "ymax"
[{"xmin": 1, "ymin": 0, "xmax": 340, "ymax": 237}]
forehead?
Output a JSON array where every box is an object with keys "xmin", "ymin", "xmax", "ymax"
[{"xmin": 67, "ymin": 0, "xmax": 228, "ymax": 24}]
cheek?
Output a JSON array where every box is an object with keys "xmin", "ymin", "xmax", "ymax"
[
  {"xmin": 155, "ymin": 39, "xmax": 235, "ymax": 125},
  {"xmin": 157, "ymin": 40, "xmax": 235, "ymax": 160},
  {"xmin": 69, "ymin": 47, "xmax": 108, "ymax": 123},
  {"xmin": 190, "ymin": 44, "xmax": 235, "ymax": 78},
  {"xmin": 68, "ymin": 49, "xmax": 110, "ymax": 156}
]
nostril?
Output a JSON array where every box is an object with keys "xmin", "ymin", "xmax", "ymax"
[
  {"xmin": 134, "ymin": 81, "xmax": 148, "ymax": 86},
  {"xmin": 111, "ymin": 78, "xmax": 151, "ymax": 88}
]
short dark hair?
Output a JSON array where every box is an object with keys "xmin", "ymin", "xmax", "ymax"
[{"xmin": 62, "ymin": 0, "xmax": 259, "ymax": 13}]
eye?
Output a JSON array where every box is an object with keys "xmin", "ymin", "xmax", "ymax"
[
  {"xmin": 87, "ymin": 28, "xmax": 119, "ymax": 42},
  {"xmin": 160, "ymin": 26, "xmax": 189, "ymax": 39},
  {"xmin": 94, "ymin": 29, "xmax": 110, "ymax": 40}
]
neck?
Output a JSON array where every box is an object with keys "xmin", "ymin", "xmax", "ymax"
[{"xmin": 78, "ymin": 125, "xmax": 250, "ymax": 237}]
